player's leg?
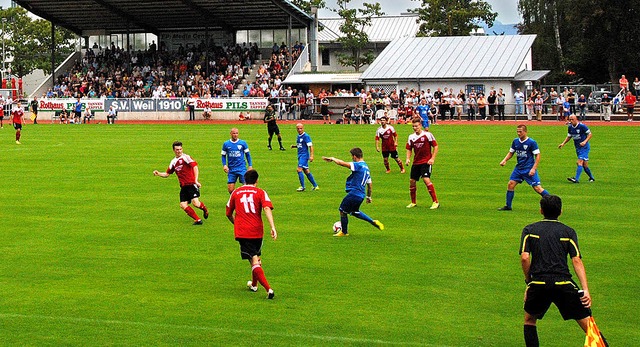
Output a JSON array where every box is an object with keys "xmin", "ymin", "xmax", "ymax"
[
  {"xmin": 303, "ymin": 168, "xmax": 318, "ymax": 189},
  {"xmin": 227, "ymin": 173, "xmax": 237, "ymax": 194},
  {"xmin": 574, "ymin": 158, "xmax": 585, "ymax": 182},
  {"xmin": 276, "ymin": 132, "xmax": 284, "ymax": 150},
  {"xmin": 180, "ymin": 200, "xmax": 201, "ymax": 223},
  {"xmin": 191, "ymin": 197, "xmax": 208, "ymax": 219},
  {"xmin": 15, "ymin": 126, "xmax": 21, "ymax": 143},
  {"xmin": 408, "ymin": 176, "xmax": 418, "ymax": 208},
  {"xmin": 422, "ymin": 175, "xmax": 439, "ymax": 209},
  {"xmin": 383, "ymin": 155, "xmax": 390, "ymax": 173},
  {"xmin": 391, "ymin": 152, "xmax": 404, "ymax": 173},
  {"xmin": 523, "ymin": 313, "xmax": 540, "ymax": 347},
  {"xmin": 296, "ymin": 166, "xmax": 306, "ymax": 191},
  {"xmin": 250, "ymin": 251, "xmax": 274, "ymax": 298},
  {"xmin": 338, "ymin": 210, "xmax": 349, "ymax": 236},
  {"xmin": 500, "ymin": 179, "xmax": 519, "ymax": 210},
  {"xmin": 582, "ymin": 159, "xmax": 594, "ymax": 181}
]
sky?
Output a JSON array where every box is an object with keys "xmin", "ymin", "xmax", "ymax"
[{"xmin": 319, "ymin": 0, "xmax": 521, "ymax": 24}]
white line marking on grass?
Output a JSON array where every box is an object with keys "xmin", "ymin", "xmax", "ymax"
[{"xmin": 0, "ymin": 313, "xmax": 449, "ymax": 346}]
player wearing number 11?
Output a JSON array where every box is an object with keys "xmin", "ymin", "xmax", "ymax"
[{"xmin": 226, "ymin": 169, "xmax": 277, "ymax": 299}]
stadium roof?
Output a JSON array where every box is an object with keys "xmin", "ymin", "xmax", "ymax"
[
  {"xmin": 13, "ymin": 0, "xmax": 314, "ymax": 36},
  {"xmin": 284, "ymin": 72, "xmax": 362, "ymax": 84},
  {"xmin": 361, "ymin": 35, "xmax": 541, "ymax": 81},
  {"xmin": 317, "ymin": 15, "xmax": 420, "ymax": 43}
]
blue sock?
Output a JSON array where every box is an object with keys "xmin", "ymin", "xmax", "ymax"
[
  {"xmin": 540, "ymin": 189, "xmax": 550, "ymax": 196},
  {"xmin": 340, "ymin": 215, "xmax": 349, "ymax": 234},
  {"xmin": 297, "ymin": 171, "xmax": 305, "ymax": 188},
  {"xmin": 305, "ymin": 172, "xmax": 318, "ymax": 187},
  {"xmin": 584, "ymin": 167, "xmax": 594, "ymax": 179},
  {"xmin": 352, "ymin": 211, "xmax": 374, "ymax": 224},
  {"xmin": 575, "ymin": 165, "xmax": 584, "ymax": 181},
  {"xmin": 506, "ymin": 190, "xmax": 515, "ymax": 208}
]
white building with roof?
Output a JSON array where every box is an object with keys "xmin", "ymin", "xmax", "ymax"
[{"xmin": 360, "ymin": 34, "xmax": 549, "ymax": 109}]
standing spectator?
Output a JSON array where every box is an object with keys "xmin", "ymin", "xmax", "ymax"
[
  {"xmin": 525, "ymin": 97, "xmax": 535, "ymax": 121},
  {"xmin": 153, "ymin": 141, "xmax": 209, "ymax": 225},
  {"xmin": 466, "ymin": 93, "xmax": 476, "ymax": 121},
  {"xmin": 477, "ymin": 93, "xmax": 487, "ymax": 120},
  {"xmin": 405, "ymin": 117, "xmax": 439, "ymax": 209},
  {"xmin": 30, "ymin": 97, "xmax": 39, "ymax": 124},
  {"xmin": 375, "ymin": 116, "xmax": 405, "ymax": 174},
  {"xmin": 577, "ymin": 94, "xmax": 587, "ymax": 121},
  {"xmin": 514, "ymin": 88, "xmax": 525, "ymax": 115},
  {"xmin": 0, "ymin": 94, "xmax": 4, "ymax": 128},
  {"xmin": 558, "ymin": 115, "xmax": 595, "ymax": 183},
  {"xmin": 520, "ymin": 195, "xmax": 606, "ymax": 347},
  {"xmin": 11, "ymin": 105, "xmax": 24, "ymax": 144},
  {"xmin": 624, "ymin": 90, "xmax": 636, "ymax": 122},
  {"xmin": 541, "ymin": 88, "xmax": 549, "ymax": 115},
  {"xmin": 567, "ymin": 88, "xmax": 576, "ymax": 115},
  {"xmin": 600, "ymin": 93, "xmax": 612, "ymax": 121},
  {"xmin": 263, "ymin": 105, "xmax": 285, "ymax": 151},
  {"xmin": 291, "ymin": 123, "xmax": 319, "ymax": 192},
  {"xmin": 534, "ymin": 94, "xmax": 544, "ymax": 121},
  {"xmin": 497, "ymin": 89, "xmax": 506, "ymax": 121},
  {"xmin": 633, "ymin": 77, "xmax": 640, "ymax": 98},
  {"xmin": 322, "ymin": 148, "xmax": 384, "ymax": 237},
  {"xmin": 487, "ymin": 90, "xmax": 497, "ymax": 121},
  {"xmin": 225, "ymin": 169, "xmax": 277, "ymax": 300},
  {"xmin": 498, "ymin": 124, "xmax": 550, "ymax": 211},
  {"xmin": 550, "ymin": 88, "xmax": 558, "ymax": 115},
  {"xmin": 187, "ymin": 93, "xmax": 196, "ymax": 121},
  {"xmin": 619, "ymin": 74, "xmax": 629, "ymax": 93},
  {"xmin": 221, "ymin": 128, "xmax": 253, "ymax": 194},
  {"xmin": 556, "ymin": 96, "xmax": 565, "ymax": 121}
]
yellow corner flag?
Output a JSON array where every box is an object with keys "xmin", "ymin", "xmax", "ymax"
[{"xmin": 584, "ymin": 316, "xmax": 607, "ymax": 347}]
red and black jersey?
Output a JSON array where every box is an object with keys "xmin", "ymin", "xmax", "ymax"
[
  {"xmin": 406, "ymin": 130, "xmax": 437, "ymax": 165},
  {"xmin": 375, "ymin": 125, "xmax": 398, "ymax": 151},
  {"xmin": 226, "ymin": 185, "xmax": 274, "ymax": 239},
  {"xmin": 166, "ymin": 154, "xmax": 197, "ymax": 187}
]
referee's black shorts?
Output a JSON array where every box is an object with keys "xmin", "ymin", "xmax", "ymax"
[
  {"xmin": 268, "ymin": 125, "xmax": 280, "ymax": 136},
  {"xmin": 524, "ymin": 280, "xmax": 591, "ymax": 320}
]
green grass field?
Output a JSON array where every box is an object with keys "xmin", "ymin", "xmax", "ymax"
[{"xmin": 1, "ymin": 122, "xmax": 637, "ymax": 346}]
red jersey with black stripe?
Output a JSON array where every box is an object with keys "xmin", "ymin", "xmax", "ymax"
[
  {"xmin": 226, "ymin": 185, "xmax": 274, "ymax": 239},
  {"xmin": 166, "ymin": 154, "xmax": 197, "ymax": 187},
  {"xmin": 406, "ymin": 130, "xmax": 437, "ymax": 165}
]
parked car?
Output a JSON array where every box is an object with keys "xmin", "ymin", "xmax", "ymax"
[{"xmin": 588, "ymin": 90, "xmax": 620, "ymax": 113}]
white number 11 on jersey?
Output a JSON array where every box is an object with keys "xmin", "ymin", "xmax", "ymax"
[{"xmin": 240, "ymin": 194, "xmax": 256, "ymax": 213}]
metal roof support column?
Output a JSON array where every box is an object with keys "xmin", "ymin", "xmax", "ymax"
[
  {"xmin": 205, "ymin": 27, "xmax": 209, "ymax": 77},
  {"xmin": 309, "ymin": 6, "xmax": 318, "ymax": 72},
  {"xmin": 288, "ymin": 15, "xmax": 292, "ymax": 73},
  {"xmin": 50, "ymin": 22, "xmax": 55, "ymax": 90}
]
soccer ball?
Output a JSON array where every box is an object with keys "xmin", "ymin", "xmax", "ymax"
[{"xmin": 333, "ymin": 221, "xmax": 342, "ymax": 234}]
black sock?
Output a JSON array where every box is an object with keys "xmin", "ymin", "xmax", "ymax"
[
  {"xmin": 278, "ymin": 138, "xmax": 283, "ymax": 148},
  {"xmin": 524, "ymin": 325, "xmax": 539, "ymax": 347}
]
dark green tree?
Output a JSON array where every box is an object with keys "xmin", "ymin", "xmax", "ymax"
[
  {"xmin": 410, "ymin": 0, "xmax": 497, "ymax": 36},
  {"xmin": 332, "ymin": 0, "xmax": 384, "ymax": 72},
  {"xmin": 290, "ymin": 0, "xmax": 326, "ymax": 14},
  {"xmin": 2, "ymin": 7, "xmax": 76, "ymax": 78}
]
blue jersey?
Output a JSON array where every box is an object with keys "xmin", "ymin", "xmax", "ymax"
[
  {"xmin": 221, "ymin": 139, "xmax": 252, "ymax": 173},
  {"xmin": 416, "ymin": 104, "xmax": 430, "ymax": 121},
  {"xmin": 567, "ymin": 123, "xmax": 591, "ymax": 148},
  {"xmin": 345, "ymin": 161, "xmax": 371, "ymax": 199},
  {"xmin": 296, "ymin": 132, "xmax": 313, "ymax": 159},
  {"xmin": 509, "ymin": 137, "xmax": 540, "ymax": 171}
]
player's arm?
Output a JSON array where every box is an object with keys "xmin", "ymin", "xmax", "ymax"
[
  {"xmin": 263, "ymin": 207, "xmax": 277, "ymax": 240},
  {"xmin": 153, "ymin": 169, "xmax": 170, "ymax": 178},
  {"xmin": 226, "ymin": 206, "xmax": 235, "ymax": 225},
  {"xmin": 520, "ymin": 252, "xmax": 531, "ymax": 283},
  {"xmin": 405, "ymin": 148, "xmax": 412, "ymax": 166},
  {"xmin": 309, "ymin": 144, "xmax": 314, "ymax": 162},
  {"xmin": 500, "ymin": 151, "xmax": 514, "ymax": 166},
  {"xmin": 221, "ymin": 154, "xmax": 229, "ymax": 173},
  {"xmin": 428, "ymin": 144, "xmax": 438, "ymax": 165},
  {"xmin": 322, "ymin": 156, "xmax": 350, "ymax": 168},
  {"xmin": 245, "ymin": 150, "xmax": 253, "ymax": 169},
  {"xmin": 530, "ymin": 152, "xmax": 540, "ymax": 175},
  {"xmin": 558, "ymin": 135, "xmax": 572, "ymax": 148},
  {"xmin": 366, "ymin": 182, "xmax": 373, "ymax": 203},
  {"xmin": 393, "ymin": 132, "xmax": 398, "ymax": 148},
  {"xmin": 581, "ymin": 132, "xmax": 592, "ymax": 147},
  {"xmin": 193, "ymin": 164, "xmax": 201, "ymax": 187},
  {"xmin": 571, "ymin": 256, "xmax": 591, "ymax": 308},
  {"xmin": 374, "ymin": 137, "xmax": 380, "ymax": 152}
]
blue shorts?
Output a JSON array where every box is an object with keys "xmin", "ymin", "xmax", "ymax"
[
  {"xmin": 227, "ymin": 171, "xmax": 246, "ymax": 184},
  {"xmin": 339, "ymin": 193, "xmax": 364, "ymax": 214},
  {"xmin": 510, "ymin": 168, "xmax": 542, "ymax": 187},
  {"xmin": 575, "ymin": 144, "xmax": 590, "ymax": 161},
  {"xmin": 421, "ymin": 118, "xmax": 429, "ymax": 129},
  {"xmin": 298, "ymin": 155, "xmax": 310, "ymax": 169}
]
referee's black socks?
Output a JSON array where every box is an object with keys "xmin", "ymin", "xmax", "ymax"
[{"xmin": 523, "ymin": 325, "xmax": 539, "ymax": 347}]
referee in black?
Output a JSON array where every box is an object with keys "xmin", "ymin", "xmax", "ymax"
[
  {"xmin": 519, "ymin": 194, "xmax": 606, "ymax": 347},
  {"xmin": 263, "ymin": 104, "xmax": 285, "ymax": 151}
]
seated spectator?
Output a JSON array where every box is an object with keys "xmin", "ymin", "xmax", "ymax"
[
  {"xmin": 342, "ymin": 104, "xmax": 352, "ymax": 124},
  {"xmin": 352, "ymin": 104, "xmax": 363, "ymax": 124},
  {"xmin": 83, "ymin": 108, "xmax": 93, "ymax": 123},
  {"xmin": 203, "ymin": 105, "xmax": 212, "ymax": 120},
  {"xmin": 107, "ymin": 105, "xmax": 117, "ymax": 124},
  {"xmin": 59, "ymin": 109, "xmax": 69, "ymax": 124}
]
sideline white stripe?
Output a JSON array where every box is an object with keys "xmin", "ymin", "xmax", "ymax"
[{"xmin": 0, "ymin": 313, "xmax": 444, "ymax": 346}]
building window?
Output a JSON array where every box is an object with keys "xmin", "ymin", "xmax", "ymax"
[
  {"xmin": 321, "ymin": 49, "xmax": 330, "ymax": 66},
  {"xmin": 466, "ymin": 84, "xmax": 485, "ymax": 96}
]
